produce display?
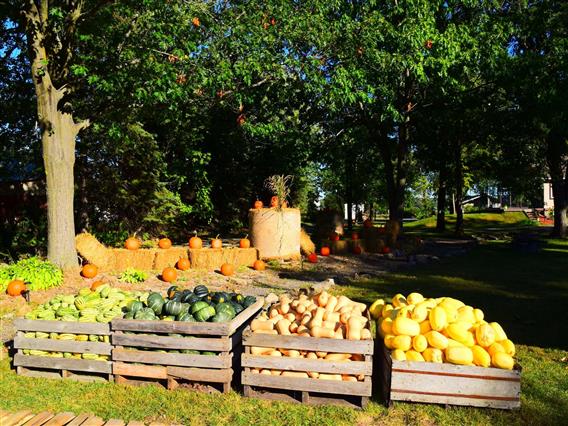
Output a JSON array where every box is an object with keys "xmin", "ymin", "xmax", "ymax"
[
  {"xmin": 372, "ymin": 292, "xmax": 516, "ymax": 370},
  {"xmin": 249, "ymin": 292, "xmax": 371, "ymax": 381},
  {"xmin": 122, "ymin": 285, "xmax": 256, "ymax": 323}
]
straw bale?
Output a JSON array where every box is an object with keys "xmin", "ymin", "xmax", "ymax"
[
  {"xmin": 109, "ymin": 248, "xmax": 157, "ymax": 271},
  {"xmin": 300, "ymin": 228, "xmax": 316, "ymax": 255},
  {"xmin": 154, "ymin": 247, "xmax": 189, "ymax": 270},
  {"xmin": 75, "ymin": 232, "xmax": 112, "ymax": 270},
  {"xmin": 328, "ymin": 240, "xmax": 349, "ymax": 255},
  {"xmin": 189, "ymin": 248, "xmax": 223, "ymax": 270}
]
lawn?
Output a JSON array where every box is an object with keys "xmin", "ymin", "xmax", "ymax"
[{"xmin": 1, "ymin": 237, "xmax": 567, "ymax": 425}]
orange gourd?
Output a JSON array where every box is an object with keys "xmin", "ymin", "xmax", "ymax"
[
  {"xmin": 81, "ymin": 264, "xmax": 98, "ymax": 279},
  {"xmin": 161, "ymin": 267, "xmax": 177, "ymax": 283},
  {"xmin": 90, "ymin": 280, "xmax": 105, "ymax": 291},
  {"xmin": 158, "ymin": 238, "xmax": 172, "ymax": 249},
  {"xmin": 125, "ymin": 237, "xmax": 140, "ymax": 250},
  {"xmin": 176, "ymin": 258, "xmax": 191, "ymax": 271},
  {"xmin": 320, "ymin": 246, "xmax": 330, "ymax": 256},
  {"xmin": 220, "ymin": 263, "xmax": 234, "ymax": 276},
  {"xmin": 189, "ymin": 233, "xmax": 203, "ymax": 249},
  {"xmin": 211, "ymin": 235, "xmax": 222, "ymax": 248},
  {"xmin": 6, "ymin": 279, "xmax": 26, "ymax": 297},
  {"xmin": 253, "ymin": 200, "xmax": 263, "ymax": 209},
  {"xmin": 253, "ymin": 260, "xmax": 266, "ymax": 271},
  {"xmin": 239, "ymin": 234, "xmax": 251, "ymax": 248}
]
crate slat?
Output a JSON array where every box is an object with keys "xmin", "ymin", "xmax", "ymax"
[
  {"xmin": 14, "ymin": 336, "xmax": 112, "ymax": 355},
  {"xmin": 112, "ymin": 348, "xmax": 232, "ymax": 369},
  {"xmin": 111, "ymin": 319, "xmax": 230, "ymax": 336},
  {"xmin": 14, "ymin": 319, "xmax": 110, "ymax": 335},
  {"xmin": 111, "ymin": 333, "xmax": 230, "ymax": 352},
  {"xmin": 113, "ymin": 362, "xmax": 168, "ymax": 379},
  {"xmin": 14, "ymin": 353, "xmax": 112, "ymax": 374},
  {"xmin": 242, "ymin": 328, "xmax": 373, "ymax": 354},
  {"xmin": 242, "ymin": 371, "xmax": 371, "ymax": 396},
  {"xmin": 242, "ymin": 354, "xmax": 372, "ymax": 375},
  {"xmin": 167, "ymin": 366, "xmax": 233, "ymax": 383},
  {"xmin": 227, "ymin": 299, "xmax": 264, "ymax": 334}
]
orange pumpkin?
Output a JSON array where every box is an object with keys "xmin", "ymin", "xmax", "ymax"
[
  {"xmin": 351, "ymin": 232, "xmax": 360, "ymax": 240},
  {"xmin": 158, "ymin": 238, "xmax": 172, "ymax": 249},
  {"xmin": 91, "ymin": 280, "xmax": 106, "ymax": 291},
  {"xmin": 81, "ymin": 264, "xmax": 98, "ymax": 279},
  {"xmin": 320, "ymin": 246, "xmax": 330, "ymax": 256},
  {"xmin": 254, "ymin": 200, "xmax": 263, "ymax": 209},
  {"xmin": 125, "ymin": 237, "xmax": 141, "ymax": 250},
  {"xmin": 220, "ymin": 263, "xmax": 235, "ymax": 276},
  {"xmin": 307, "ymin": 253, "xmax": 318, "ymax": 263},
  {"xmin": 270, "ymin": 196, "xmax": 279, "ymax": 208},
  {"xmin": 382, "ymin": 246, "xmax": 391, "ymax": 254},
  {"xmin": 330, "ymin": 232, "xmax": 340, "ymax": 241},
  {"xmin": 189, "ymin": 233, "xmax": 203, "ymax": 249},
  {"xmin": 161, "ymin": 267, "xmax": 177, "ymax": 283},
  {"xmin": 211, "ymin": 235, "xmax": 222, "ymax": 249},
  {"xmin": 176, "ymin": 258, "xmax": 191, "ymax": 271},
  {"xmin": 353, "ymin": 246, "xmax": 362, "ymax": 255},
  {"xmin": 6, "ymin": 279, "xmax": 26, "ymax": 297},
  {"xmin": 240, "ymin": 235, "xmax": 251, "ymax": 248},
  {"xmin": 253, "ymin": 260, "xmax": 266, "ymax": 271}
]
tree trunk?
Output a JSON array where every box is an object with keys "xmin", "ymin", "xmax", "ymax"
[
  {"xmin": 346, "ymin": 158, "xmax": 353, "ymax": 233},
  {"xmin": 454, "ymin": 138, "xmax": 464, "ymax": 237},
  {"xmin": 546, "ymin": 132, "xmax": 568, "ymax": 237},
  {"xmin": 436, "ymin": 163, "xmax": 447, "ymax": 232},
  {"xmin": 25, "ymin": 6, "xmax": 87, "ymax": 269}
]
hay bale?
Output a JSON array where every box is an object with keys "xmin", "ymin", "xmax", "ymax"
[
  {"xmin": 189, "ymin": 248, "xmax": 223, "ymax": 270},
  {"xmin": 109, "ymin": 248, "xmax": 157, "ymax": 271},
  {"xmin": 75, "ymin": 232, "xmax": 112, "ymax": 270},
  {"xmin": 300, "ymin": 228, "xmax": 316, "ymax": 255},
  {"xmin": 221, "ymin": 248, "xmax": 258, "ymax": 267},
  {"xmin": 327, "ymin": 239, "xmax": 349, "ymax": 255},
  {"xmin": 348, "ymin": 239, "xmax": 365, "ymax": 253},
  {"xmin": 249, "ymin": 208, "xmax": 301, "ymax": 260},
  {"xmin": 154, "ymin": 247, "xmax": 189, "ymax": 270}
]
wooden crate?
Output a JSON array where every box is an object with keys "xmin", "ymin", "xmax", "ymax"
[
  {"xmin": 377, "ymin": 342, "xmax": 521, "ymax": 409},
  {"xmin": 110, "ymin": 298, "xmax": 263, "ymax": 393},
  {"xmin": 13, "ymin": 319, "xmax": 113, "ymax": 382},
  {"xmin": 241, "ymin": 326, "xmax": 374, "ymax": 409}
]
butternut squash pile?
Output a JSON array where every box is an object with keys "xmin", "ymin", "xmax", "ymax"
[
  {"xmin": 372, "ymin": 292, "xmax": 516, "ymax": 370},
  {"xmin": 249, "ymin": 292, "xmax": 371, "ymax": 381}
]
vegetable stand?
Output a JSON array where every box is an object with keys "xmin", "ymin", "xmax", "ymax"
[{"xmin": 110, "ymin": 297, "xmax": 263, "ymax": 392}]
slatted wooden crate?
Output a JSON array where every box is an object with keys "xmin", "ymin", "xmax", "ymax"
[
  {"xmin": 13, "ymin": 319, "xmax": 113, "ymax": 382},
  {"xmin": 110, "ymin": 298, "xmax": 263, "ymax": 393},
  {"xmin": 241, "ymin": 326, "xmax": 374, "ymax": 409},
  {"xmin": 377, "ymin": 342, "xmax": 521, "ymax": 409}
]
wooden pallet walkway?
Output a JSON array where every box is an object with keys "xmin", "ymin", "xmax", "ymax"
[{"xmin": 0, "ymin": 410, "xmax": 181, "ymax": 426}]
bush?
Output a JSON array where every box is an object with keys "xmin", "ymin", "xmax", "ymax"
[{"xmin": 0, "ymin": 257, "xmax": 63, "ymax": 292}]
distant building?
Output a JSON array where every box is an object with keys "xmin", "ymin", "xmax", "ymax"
[{"xmin": 543, "ymin": 181, "xmax": 554, "ymax": 210}]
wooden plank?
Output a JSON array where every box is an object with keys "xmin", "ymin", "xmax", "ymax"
[
  {"xmin": 390, "ymin": 390, "xmax": 521, "ymax": 409},
  {"xmin": 81, "ymin": 415, "xmax": 105, "ymax": 426},
  {"xmin": 111, "ymin": 334, "xmax": 229, "ymax": 352},
  {"xmin": 14, "ymin": 319, "xmax": 110, "ymax": 335},
  {"xmin": 125, "ymin": 422, "xmax": 144, "ymax": 426},
  {"xmin": 167, "ymin": 366, "xmax": 232, "ymax": 383},
  {"xmin": 391, "ymin": 358, "xmax": 521, "ymax": 380},
  {"xmin": 43, "ymin": 412, "xmax": 76, "ymax": 426},
  {"xmin": 227, "ymin": 298, "xmax": 264, "ymax": 335},
  {"xmin": 242, "ymin": 371, "xmax": 371, "ymax": 396},
  {"xmin": 111, "ymin": 319, "xmax": 229, "ymax": 336},
  {"xmin": 242, "ymin": 354, "xmax": 372, "ymax": 375},
  {"xmin": 14, "ymin": 336, "xmax": 112, "ymax": 355},
  {"xmin": 18, "ymin": 367, "xmax": 62, "ymax": 379},
  {"xmin": 14, "ymin": 353, "xmax": 112, "ymax": 374},
  {"xmin": 65, "ymin": 413, "xmax": 91, "ymax": 426},
  {"xmin": 112, "ymin": 348, "xmax": 231, "ymax": 369},
  {"xmin": 113, "ymin": 362, "xmax": 168, "ymax": 379},
  {"xmin": 102, "ymin": 420, "xmax": 125, "ymax": 426},
  {"xmin": 2, "ymin": 411, "xmax": 34, "ymax": 426},
  {"xmin": 242, "ymin": 329, "xmax": 373, "ymax": 354},
  {"xmin": 20, "ymin": 411, "xmax": 54, "ymax": 426}
]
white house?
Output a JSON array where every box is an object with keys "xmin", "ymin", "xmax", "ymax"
[{"xmin": 544, "ymin": 181, "xmax": 554, "ymax": 210}]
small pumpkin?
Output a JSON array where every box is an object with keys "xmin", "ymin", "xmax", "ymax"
[
  {"xmin": 158, "ymin": 238, "xmax": 172, "ymax": 249},
  {"xmin": 125, "ymin": 237, "xmax": 141, "ymax": 250},
  {"xmin": 254, "ymin": 200, "xmax": 263, "ymax": 209},
  {"xmin": 320, "ymin": 246, "xmax": 330, "ymax": 256},
  {"xmin": 220, "ymin": 263, "xmax": 235, "ymax": 276},
  {"xmin": 270, "ymin": 196, "xmax": 279, "ymax": 208},
  {"xmin": 161, "ymin": 267, "xmax": 177, "ymax": 283},
  {"xmin": 382, "ymin": 246, "xmax": 391, "ymax": 254},
  {"xmin": 307, "ymin": 253, "xmax": 318, "ymax": 263},
  {"xmin": 351, "ymin": 232, "xmax": 360, "ymax": 240},
  {"xmin": 189, "ymin": 233, "xmax": 203, "ymax": 249},
  {"xmin": 353, "ymin": 246, "xmax": 362, "ymax": 255},
  {"xmin": 211, "ymin": 235, "xmax": 222, "ymax": 249},
  {"xmin": 176, "ymin": 258, "xmax": 191, "ymax": 271},
  {"xmin": 330, "ymin": 232, "xmax": 340, "ymax": 242},
  {"xmin": 7, "ymin": 279, "xmax": 26, "ymax": 297},
  {"xmin": 81, "ymin": 264, "xmax": 98, "ymax": 279},
  {"xmin": 239, "ymin": 234, "xmax": 251, "ymax": 249},
  {"xmin": 253, "ymin": 260, "xmax": 266, "ymax": 271},
  {"xmin": 90, "ymin": 280, "xmax": 106, "ymax": 291}
]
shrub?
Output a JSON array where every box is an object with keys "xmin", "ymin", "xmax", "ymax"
[{"xmin": 0, "ymin": 257, "xmax": 63, "ymax": 292}]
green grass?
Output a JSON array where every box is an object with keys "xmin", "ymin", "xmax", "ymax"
[{"xmin": 1, "ymin": 237, "xmax": 567, "ymax": 425}]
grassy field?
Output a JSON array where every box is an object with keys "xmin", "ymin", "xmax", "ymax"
[{"xmin": 1, "ymin": 236, "xmax": 567, "ymax": 425}]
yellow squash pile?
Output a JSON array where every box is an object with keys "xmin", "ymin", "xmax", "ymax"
[
  {"xmin": 371, "ymin": 293, "xmax": 516, "ymax": 370},
  {"xmin": 249, "ymin": 292, "xmax": 371, "ymax": 381}
]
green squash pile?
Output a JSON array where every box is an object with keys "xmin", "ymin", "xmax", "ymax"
[
  {"xmin": 123, "ymin": 285, "xmax": 256, "ymax": 323},
  {"xmin": 25, "ymin": 284, "xmax": 147, "ymax": 322}
]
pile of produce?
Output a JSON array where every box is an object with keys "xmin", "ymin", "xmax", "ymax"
[
  {"xmin": 122, "ymin": 285, "xmax": 257, "ymax": 322},
  {"xmin": 249, "ymin": 291, "xmax": 371, "ymax": 381},
  {"xmin": 372, "ymin": 292, "xmax": 516, "ymax": 370},
  {"xmin": 1, "ymin": 257, "xmax": 63, "ymax": 291},
  {"xmin": 25, "ymin": 284, "xmax": 145, "ymax": 322},
  {"xmin": 20, "ymin": 332, "xmax": 111, "ymax": 361}
]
